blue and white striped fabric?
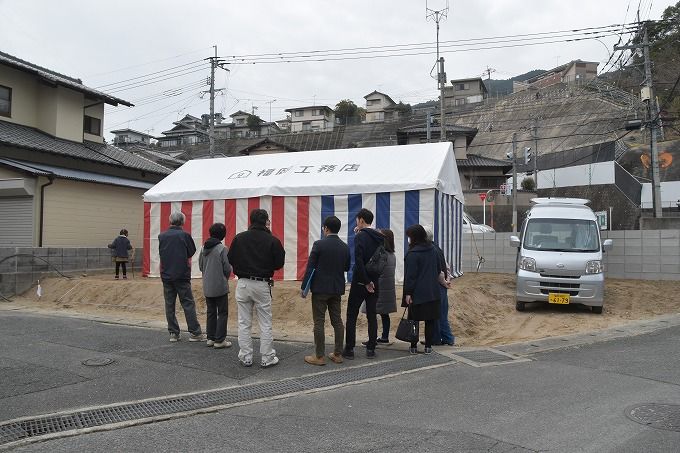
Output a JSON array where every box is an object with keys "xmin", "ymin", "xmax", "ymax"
[{"xmin": 314, "ymin": 188, "xmax": 463, "ymax": 282}]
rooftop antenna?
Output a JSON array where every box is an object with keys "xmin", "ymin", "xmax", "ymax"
[{"xmin": 426, "ymin": 0, "xmax": 449, "ymax": 142}]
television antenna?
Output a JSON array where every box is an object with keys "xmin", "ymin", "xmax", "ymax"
[{"xmin": 426, "ymin": 0, "xmax": 449, "ymax": 142}]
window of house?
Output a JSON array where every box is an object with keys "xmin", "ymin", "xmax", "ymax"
[
  {"xmin": 302, "ymin": 121, "xmax": 312, "ymax": 131},
  {"xmin": 367, "ymin": 99, "xmax": 381, "ymax": 106},
  {"xmin": 0, "ymin": 85, "xmax": 11, "ymax": 117},
  {"xmin": 455, "ymin": 83, "xmax": 469, "ymax": 91},
  {"xmin": 454, "ymin": 98, "xmax": 466, "ymax": 106},
  {"xmin": 294, "ymin": 110, "xmax": 304, "ymax": 117},
  {"xmin": 236, "ymin": 118, "xmax": 244, "ymax": 125},
  {"xmin": 313, "ymin": 109, "xmax": 326, "ymax": 116},
  {"xmin": 83, "ymin": 115, "xmax": 101, "ymax": 135}
]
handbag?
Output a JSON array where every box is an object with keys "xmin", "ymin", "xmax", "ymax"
[
  {"xmin": 395, "ymin": 308, "xmax": 419, "ymax": 343},
  {"xmin": 365, "ymin": 244, "xmax": 387, "ymax": 276}
]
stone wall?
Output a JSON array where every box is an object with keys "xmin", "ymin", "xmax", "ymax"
[{"xmin": 0, "ymin": 247, "xmax": 143, "ymax": 298}]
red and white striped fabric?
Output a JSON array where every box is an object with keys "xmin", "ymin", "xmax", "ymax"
[{"xmin": 142, "ymin": 143, "xmax": 465, "ymax": 281}]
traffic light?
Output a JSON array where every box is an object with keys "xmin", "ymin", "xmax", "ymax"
[{"xmin": 524, "ymin": 147, "xmax": 532, "ymax": 165}]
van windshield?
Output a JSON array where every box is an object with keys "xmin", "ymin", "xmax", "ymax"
[{"xmin": 523, "ymin": 218, "xmax": 600, "ymax": 252}]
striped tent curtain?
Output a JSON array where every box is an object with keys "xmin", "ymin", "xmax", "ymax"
[{"xmin": 143, "ymin": 188, "xmax": 463, "ymax": 282}]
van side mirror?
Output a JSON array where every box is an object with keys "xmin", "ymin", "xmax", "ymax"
[
  {"xmin": 510, "ymin": 236, "xmax": 520, "ymax": 248},
  {"xmin": 603, "ymin": 239, "xmax": 613, "ymax": 252}
]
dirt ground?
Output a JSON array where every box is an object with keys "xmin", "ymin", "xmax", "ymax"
[{"xmin": 10, "ymin": 272, "xmax": 680, "ymax": 346}]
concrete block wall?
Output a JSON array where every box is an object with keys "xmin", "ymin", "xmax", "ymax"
[
  {"xmin": 460, "ymin": 230, "xmax": 680, "ymax": 281},
  {"xmin": 0, "ymin": 247, "xmax": 143, "ymax": 298}
]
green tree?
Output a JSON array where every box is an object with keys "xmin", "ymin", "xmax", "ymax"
[
  {"xmin": 521, "ymin": 177, "xmax": 536, "ymax": 191},
  {"xmin": 335, "ymin": 99, "xmax": 362, "ymax": 125},
  {"xmin": 246, "ymin": 114, "xmax": 263, "ymax": 131}
]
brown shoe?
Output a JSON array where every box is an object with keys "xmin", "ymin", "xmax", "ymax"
[
  {"xmin": 304, "ymin": 355, "xmax": 325, "ymax": 366},
  {"xmin": 327, "ymin": 352, "xmax": 344, "ymax": 364}
]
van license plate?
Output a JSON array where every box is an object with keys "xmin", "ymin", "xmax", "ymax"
[{"xmin": 549, "ymin": 293, "xmax": 570, "ymax": 304}]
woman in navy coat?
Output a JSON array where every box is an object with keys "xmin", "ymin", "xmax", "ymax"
[{"xmin": 402, "ymin": 224, "xmax": 443, "ymax": 354}]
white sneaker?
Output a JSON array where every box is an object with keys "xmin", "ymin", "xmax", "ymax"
[
  {"xmin": 239, "ymin": 358, "xmax": 253, "ymax": 367},
  {"xmin": 261, "ymin": 356, "xmax": 279, "ymax": 368},
  {"xmin": 206, "ymin": 340, "xmax": 215, "ymax": 347},
  {"xmin": 213, "ymin": 340, "xmax": 232, "ymax": 349}
]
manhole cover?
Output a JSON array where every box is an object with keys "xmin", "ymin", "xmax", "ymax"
[
  {"xmin": 81, "ymin": 358, "xmax": 115, "ymax": 367},
  {"xmin": 626, "ymin": 403, "xmax": 680, "ymax": 432}
]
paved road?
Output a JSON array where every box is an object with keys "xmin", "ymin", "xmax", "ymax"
[{"xmin": 1, "ymin": 309, "xmax": 679, "ymax": 452}]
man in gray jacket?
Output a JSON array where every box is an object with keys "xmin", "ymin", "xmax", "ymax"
[{"xmin": 199, "ymin": 223, "xmax": 232, "ymax": 349}]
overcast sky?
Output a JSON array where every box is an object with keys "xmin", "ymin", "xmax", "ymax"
[{"xmin": 0, "ymin": 0, "xmax": 672, "ymax": 141}]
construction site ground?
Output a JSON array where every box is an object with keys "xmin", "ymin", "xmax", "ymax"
[{"xmin": 8, "ymin": 273, "xmax": 680, "ymax": 346}]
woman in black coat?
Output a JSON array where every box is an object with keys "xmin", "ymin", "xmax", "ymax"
[
  {"xmin": 108, "ymin": 229, "xmax": 133, "ymax": 279},
  {"xmin": 402, "ymin": 224, "xmax": 442, "ymax": 354}
]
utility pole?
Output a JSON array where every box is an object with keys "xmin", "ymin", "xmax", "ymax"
[
  {"xmin": 426, "ymin": 1, "xmax": 449, "ymax": 143},
  {"xmin": 209, "ymin": 45, "xmax": 216, "ymax": 158},
  {"xmin": 532, "ymin": 119, "xmax": 539, "ymax": 186},
  {"xmin": 439, "ymin": 57, "xmax": 446, "ymax": 142},
  {"xmin": 512, "ymin": 132, "xmax": 518, "ymax": 233},
  {"xmin": 615, "ymin": 23, "xmax": 662, "ymax": 217}
]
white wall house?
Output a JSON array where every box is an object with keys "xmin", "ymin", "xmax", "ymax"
[
  {"xmin": 111, "ymin": 128, "xmax": 155, "ymax": 146},
  {"xmin": 364, "ymin": 90, "xmax": 396, "ymax": 123},
  {"xmin": 284, "ymin": 106, "xmax": 334, "ymax": 132}
]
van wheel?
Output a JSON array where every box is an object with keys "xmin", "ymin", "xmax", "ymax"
[
  {"xmin": 516, "ymin": 301, "xmax": 526, "ymax": 312},
  {"xmin": 592, "ymin": 306, "xmax": 603, "ymax": 314}
]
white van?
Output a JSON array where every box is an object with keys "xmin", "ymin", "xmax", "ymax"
[{"xmin": 509, "ymin": 198, "xmax": 613, "ymax": 314}]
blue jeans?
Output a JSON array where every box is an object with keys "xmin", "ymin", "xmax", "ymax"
[
  {"xmin": 438, "ymin": 286, "xmax": 455, "ymax": 344},
  {"xmin": 163, "ymin": 280, "xmax": 202, "ymax": 336}
]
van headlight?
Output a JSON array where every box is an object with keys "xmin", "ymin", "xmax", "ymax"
[
  {"xmin": 586, "ymin": 260, "xmax": 603, "ymax": 274},
  {"xmin": 519, "ymin": 256, "xmax": 537, "ymax": 272}
]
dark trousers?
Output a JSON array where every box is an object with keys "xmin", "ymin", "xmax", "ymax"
[
  {"xmin": 345, "ymin": 282, "xmax": 378, "ymax": 351},
  {"xmin": 380, "ymin": 314, "xmax": 390, "ymax": 339},
  {"xmin": 311, "ymin": 293, "xmax": 344, "ymax": 357},
  {"xmin": 438, "ymin": 287, "xmax": 454, "ymax": 344},
  {"xmin": 205, "ymin": 293, "xmax": 228, "ymax": 342},
  {"xmin": 411, "ymin": 319, "xmax": 436, "ymax": 348},
  {"xmin": 162, "ymin": 280, "xmax": 202, "ymax": 336},
  {"xmin": 115, "ymin": 262, "xmax": 127, "ymax": 277}
]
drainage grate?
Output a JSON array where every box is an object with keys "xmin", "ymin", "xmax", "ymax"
[
  {"xmin": 447, "ymin": 349, "xmax": 526, "ymax": 367},
  {"xmin": 0, "ymin": 354, "xmax": 450, "ymax": 447},
  {"xmin": 626, "ymin": 403, "xmax": 680, "ymax": 432}
]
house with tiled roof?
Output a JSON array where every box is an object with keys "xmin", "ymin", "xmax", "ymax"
[
  {"xmin": 0, "ymin": 50, "xmax": 171, "ymax": 247},
  {"xmin": 284, "ymin": 106, "xmax": 335, "ymax": 132},
  {"xmin": 157, "ymin": 114, "xmax": 208, "ymax": 148},
  {"xmin": 110, "ymin": 128, "xmax": 156, "ymax": 147},
  {"xmin": 364, "ymin": 91, "xmax": 396, "ymax": 123}
]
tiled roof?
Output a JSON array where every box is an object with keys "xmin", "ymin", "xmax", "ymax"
[
  {"xmin": 0, "ymin": 120, "xmax": 171, "ymax": 175},
  {"xmin": 0, "ymin": 50, "xmax": 132, "ymax": 107},
  {"xmin": 457, "ymin": 154, "xmax": 512, "ymax": 168},
  {"xmin": 0, "ymin": 157, "xmax": 154, "ymax": 189}
]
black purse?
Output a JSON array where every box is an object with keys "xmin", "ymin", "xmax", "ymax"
[{"xmin": 395, "ymin": 308, "xmax": 419, "ymax": 343}]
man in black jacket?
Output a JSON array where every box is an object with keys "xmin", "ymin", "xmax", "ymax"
[
  {"xmin": 300, "ymin": 216, "xmax": 351, "ymax": 366},
  {"xmin": 158, "ymin": 211, "xmax": 203, "ymax": 343},
  {"xmin": 228, "ymin": 209, "xmax": 285, "ymax": 368},
  {"xmin": 343, "ymin": 208, "xmax": 384, "ymax": 359}
]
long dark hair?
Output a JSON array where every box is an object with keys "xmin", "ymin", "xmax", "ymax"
[
  {"xmin": 380, "ymin": 229, "xmax": 395, "ymax": 253},
  {"xmin": 405, "ymin": 224, "xmax": 427, "ymax": 250}
]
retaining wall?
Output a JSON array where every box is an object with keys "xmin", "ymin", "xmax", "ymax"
[
  {"xmin": 0, "ymin": 248, "xmax": 143, "ymax": 298},
  {"xmin": 462, "ymin": 229, "xmax": 680, "ymax": 281}
]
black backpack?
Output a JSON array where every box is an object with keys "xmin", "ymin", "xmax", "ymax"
[{"xmin": 365, "ymin": 244, "xmax": 388, "ymax": 276}]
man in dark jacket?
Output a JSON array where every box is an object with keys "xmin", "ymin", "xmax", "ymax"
[
  {"xmin": 228, "ymin": 209, "xmax": 285, "ymax": 368},
  {"xmin": 158, "ymin": 211, "xmax": 203, "ymax": 343},
  {"xmin": 343, "ymin": 208, "xmax": 384, "ymax": 359},
  {"xmin": 300, "ymin": 215, "xmax": 351, "ymax": 366}
]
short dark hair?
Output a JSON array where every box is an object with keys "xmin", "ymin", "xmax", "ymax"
[
  {"xmin": 250, "ymin": 209, "xmax": 269, "ymax": 226},
  {"xmin": 119, "ymin": 229, "xmax": 128, "ymax": 236},
  {"xmin": 380, "ymin": 229, "xmax": 395, "ymax": 253},
  {"xmin": 323, "ymin": 216, "xmax": 341, "ymax": 234},
  {"xmin": 406, "ymin": 224, "xmax": 427, "ymax": 249},
  {"xmin": 355, "ymin": 208, "xmax": 374, "ymax": 225},
  {"xmin": 209, "ymin": 223, "xmax": 226, "ymax": 240}
]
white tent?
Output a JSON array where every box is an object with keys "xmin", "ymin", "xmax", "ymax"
[{"xmin": 142, "ymin": 142, "xmax": 464, "ymax": 281}]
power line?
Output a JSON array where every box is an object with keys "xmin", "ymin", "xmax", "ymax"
[{"xmin": 95, "ymin": 59, "xmax": 206, "ymax": 89}]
